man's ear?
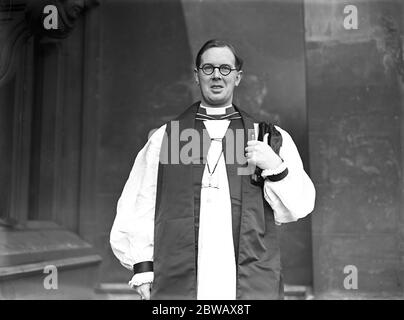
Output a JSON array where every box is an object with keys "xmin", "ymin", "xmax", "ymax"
[
  {"xmin": 194, "ymin": 68, "xmax": 199, "ymax": 85},
  {"xmin": 235, "ymin": 70, "xmax": 243, "ymax": 86}
]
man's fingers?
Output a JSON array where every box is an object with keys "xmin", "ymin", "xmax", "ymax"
[
  {"xmin": 141, "ymin": 285, "xmax": 151, "ymax": 300},
  {"xmin": 142, "ymin": 283, "xmax": 152, "ymax": 300},
  {"xmin": 246, "ymin": 152, "xmax": 256, "ymax": 164},
  {"xmin": 137, "ymin": 283, "xmax": 151, "ymax": 300},
  {"xmin": 247, "ymin": 140, "xmax": 259, "ymax": 146}
]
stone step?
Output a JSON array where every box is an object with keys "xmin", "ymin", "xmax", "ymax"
[
  {"xmin": 0, "ymin": 254, "xmax": 102, "ymax": 299},
  {"xmin": 93, "ymin": 283, "xmax": 314, "ymax": 300}
]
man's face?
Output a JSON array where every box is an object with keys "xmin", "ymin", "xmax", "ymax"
[{"xmin": 194, "ymin": 47, "xmax": 242, "ymax": 108}]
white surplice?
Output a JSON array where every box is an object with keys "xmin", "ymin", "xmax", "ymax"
[{"xmin": 110, "ymin": 112, "xmax": 316, "ymax": 295}]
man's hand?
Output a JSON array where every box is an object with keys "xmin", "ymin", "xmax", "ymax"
[
  {"xmin": 135, "ymin": 283, "xmax": 152, "ymax": 300},
  {"xmin": 245, "ymin": 133, "xmax": 283, "ymax": 170}
]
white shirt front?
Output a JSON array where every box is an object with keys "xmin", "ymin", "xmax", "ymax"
[{"xmin": 197, "ymin": 119, "xmax": 236, "ymax": 299}]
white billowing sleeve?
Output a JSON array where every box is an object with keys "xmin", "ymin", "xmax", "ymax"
[
  {"xmin": 263, "ymin": 126, "xmax": 316, "ymax": 224},
  {"xmin": 110, "ymin": 124, "xmax": 166, "ymax": 286}
]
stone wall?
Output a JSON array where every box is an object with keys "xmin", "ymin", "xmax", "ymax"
[{"xmin": 305, "ymin": 0, "xmax": 404, "ymax": 297}]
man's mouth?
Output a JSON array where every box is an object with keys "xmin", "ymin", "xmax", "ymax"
[{"xmin": 210, "ymin": 85, "xmax": 224, "ymax": 90}]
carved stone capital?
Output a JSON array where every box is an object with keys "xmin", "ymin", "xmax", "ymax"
[
  {"xmin": 25, "ymin": 0, "xmax": 100, "ymax": 39},
  {"xmin": 0, "ymin": 0, "xmax": 99, "ymax": 85}
]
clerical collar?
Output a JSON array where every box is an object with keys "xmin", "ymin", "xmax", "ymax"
[
  {"xmin": 196, "ymin": 103, "xmax": 241, "ymax": 121},
  {"xmin": 200, "ymin": 104, "xmax": 233, "ymax": 115}
]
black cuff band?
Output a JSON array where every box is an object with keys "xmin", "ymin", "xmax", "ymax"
[
  {"xmin": 265, "ymin": 168, "xmax": 288, "ymax": 182},
  {"xmin": 133, "ymin": 261, "xmax": 153, "ymax": 274}
]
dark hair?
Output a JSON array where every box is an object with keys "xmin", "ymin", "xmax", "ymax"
[{"xmin": 195, "ymin": 39, "xmax": 243, "ymax": 71}]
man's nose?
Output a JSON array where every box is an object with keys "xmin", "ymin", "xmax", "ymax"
[{"xmin": 212, "ymin": 67, "xmax": 222, "ymax": 79}]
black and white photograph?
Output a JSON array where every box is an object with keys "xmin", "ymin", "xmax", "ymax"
[{"xmin": 0, "ymin": 0, "xmax": 403, "ymax": 303}]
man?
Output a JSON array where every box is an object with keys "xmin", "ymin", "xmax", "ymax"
[{"xmin": 110, "ymin": 39, "xmax": 315, "ymax": 300}]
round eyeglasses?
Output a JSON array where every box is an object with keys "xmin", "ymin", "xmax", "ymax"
[{"xmin": 198, "ymin": 64, "xmax": 238, "ymax": 76}]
